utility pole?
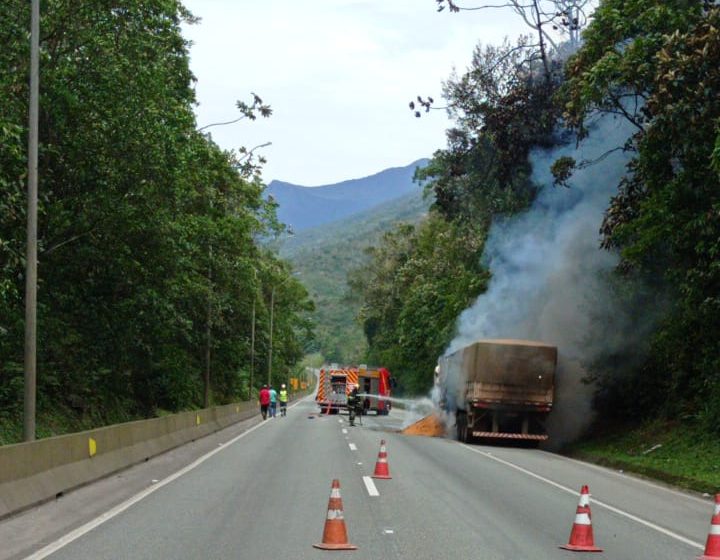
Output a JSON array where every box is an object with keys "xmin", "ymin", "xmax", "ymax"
[
  {"xmin": 203, "ymin": 193, "xmax": 215, "ymax": 409},
  {"xmin": 249, "ymin": 269, "xmax": 256, "ymax": 397},
  {"xmin": 24, "ymin": 0, "xmax": 40, "ymax": 442},
  {"xmin": 267, "ymin": 286, "xmax": 274, "ymax": 386},
  {"xmin": 204, "ymin": 246, "xmax": 212, "ymax": 409},
  {"xmin": 266, "ymin": 270, "xmax": 299, "ymax": 389}
]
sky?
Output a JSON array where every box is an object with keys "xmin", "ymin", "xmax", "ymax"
[{"xmin": 181, "ymin": 1, "xmax": 531, "ymax": 186}]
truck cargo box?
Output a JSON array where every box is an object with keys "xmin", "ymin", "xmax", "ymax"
[
  {"xmin": 439, "ymin": 339, "xmax": 557, "ymax": 442},
  {"xmin": 463, "ymin": 339, "xmax": 555, "ymax": 407}
]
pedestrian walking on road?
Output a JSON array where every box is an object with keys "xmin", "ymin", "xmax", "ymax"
[
  {"xmin": 279, "ymin": 384, "xmax": 288, "ymax": 417},
  {"xmin": 269, "ymin": 386, "xmax": 278, "ymax": 418},
  {"xmin": 259, "ymin": 385, "xmax": 270, "ymax": 420}
]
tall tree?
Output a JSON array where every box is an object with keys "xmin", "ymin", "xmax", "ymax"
[
  {"xmin": 561, "ymin": 0, "xmax": 720, "ymax": 428},
  {"xmin": 0, "ymin": 1, "xmax": 310, "ymax": 439},
  {"xmin": 435, "ymin": 0, "xmax": 592, "ymax": 48}
]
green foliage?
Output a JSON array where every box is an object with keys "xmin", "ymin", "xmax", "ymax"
[
  {"xmin": 562, "ymin": 0, "xmax": 707, "ymax": 134},
  {"xmin": 351, "ymin": 36, "xmax": 563, "ymax": 395},
  {"xmin": 281, "ymin": 190, "xmax": 430, "ymax": 364},
  {"xmin": 350, "ymin": 0, "xmax": 720, "ymax": 440},
  {"xmin": 351, "ymin": 215, "xmax": 489, "ymax": 394},
  {"xmin": 562, "ymin": 1, "xmax": 720, "ymax": 430},
  {"xmin": 550, "ymin": 156, "xmax": 577, "ymax": 187},
  {"xmin": 570, "ymin": 420, "xmax": 720, "ymax": 493},
  {"xmin": 422, "ymin": 38, "xmax": 559, "ymax": 223},
  {"xmin": 0, "ymin": 1, "xmax": 312, "ymax": 440}
]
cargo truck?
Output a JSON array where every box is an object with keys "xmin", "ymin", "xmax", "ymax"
[{"xmin": 437, "ymin": 339, "xmax": 556, "ymax": 443}]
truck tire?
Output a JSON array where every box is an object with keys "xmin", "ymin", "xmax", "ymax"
[{"xmin": 456, "ymin": 411, "xmax": 469, "ymax": 443}]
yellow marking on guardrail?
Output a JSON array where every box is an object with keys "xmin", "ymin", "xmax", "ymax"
[
  {"xmin": 88, "ymin": 438, "xmax": 97, "ymax": 457},
  {"xmin": 236, "ymin": 405, "xmax": 240, "ymax": 413},
  {"xmin": 196, "ymin": 414, "xmax": 201, "ymax": 425}
]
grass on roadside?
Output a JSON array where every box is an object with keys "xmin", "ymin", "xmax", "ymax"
[{"xmin": 566, "ymin": 420, "xmax": 720, "ymax": 494}]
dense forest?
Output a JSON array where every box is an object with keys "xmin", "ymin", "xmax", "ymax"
[
  {"xmin": 351, "ymin": 0, "xmax": 720, "ymax": 436},
  {"xmin": 3, "ymin": 0, "xmax": 720, "ymax": 447},
  {"xmin": 282, "ymin": 189, "xmax": 430, "ymax": 364},
  {"xmin": 0, "ymin": 1, "xmax": 313, "ymax": 443}
]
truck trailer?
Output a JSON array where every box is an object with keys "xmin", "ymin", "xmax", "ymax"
[{"xmin": 438, "ymin": 339, "xmax": 556, "ymax": 443}]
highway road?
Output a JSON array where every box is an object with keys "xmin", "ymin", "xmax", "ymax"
[{"xmin": 1, "ymin": 396, "xmax": 714, "ymax": 559}]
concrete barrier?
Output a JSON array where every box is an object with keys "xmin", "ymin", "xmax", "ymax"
[{"xmin": 0, "ymin": 400, "xmax": 261, "ymax": 519}]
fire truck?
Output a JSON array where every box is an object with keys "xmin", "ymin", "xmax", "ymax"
[
  {"xmin": 356, "ymin": 365, "xmax": 393, "ymax": 415},
  {"xmin": 316, "ymin": 364, "xmax": 392, "ymax": 415}
]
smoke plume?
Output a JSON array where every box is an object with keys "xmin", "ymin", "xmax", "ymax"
[{"xmin": 444, "ymin": 113, "xmax": 641, "ymax": 448}]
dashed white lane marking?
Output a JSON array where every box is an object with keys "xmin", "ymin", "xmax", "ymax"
[
  {"xmin": 363, "ymin": 476, "xmax": 380, "ymax": 497},
  {"xmin": 22, "ymin": 397, "xmax": 309, "ymax": 560},
  {"xmin": 348, "ymin": 443, "xmax": 358, "ymax": 451},
  {"xmin": 460, "ymin": 444, "xmax": 704, "ymax": 550},
  {"xmin": 342, "ymin": 428, "xmax": 348, "ymax": 434},
  {"xmin": 383, "ymin": 529, "xmax": 394, "ymax": 534},
  {"xmin": 338, "ymin": 419, "xmax": 344, "ymax": 423}
]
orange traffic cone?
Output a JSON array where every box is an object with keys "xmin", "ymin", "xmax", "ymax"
[
  {"xmin": 371, "ymin": 439, "xmax": 392, "ymax": 480},
  {"xmin": 313, "ymin": 479, "xmax": 358, "ymax": 550},
  {"xmin": 699, "ymin": 494, "xmax": 720, "ymax": 560},
  {"xmin": 559, "ymin": 485, "xmax": 603, "ymax": 552}
]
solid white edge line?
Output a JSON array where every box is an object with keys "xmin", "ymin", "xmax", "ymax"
[
  {"xmin": 460, "ymin": 444, "xmax": 704, "ymax": 550},
  {"xmin": 22, "ymin": 397, "xmax": 308, "ymax": 560},
  {"xmin": 363, "ymin": 476, "xmax": 380, "ymax": 497},
  {"xmin": 348, "ymin": 443, "xmax": 358, "ymax": 451},
  {"xmin": 537, "ymin": 450, "xmax": 711, "ymax": 505}
]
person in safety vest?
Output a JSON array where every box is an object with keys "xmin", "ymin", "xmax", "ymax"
[
  {"xmin": 279, "ymin": 384, "xmax": 288, "ymax": 416},
  {"xmin": 259, "ymin": 385, "xmax": 270, "ymax": 420}
]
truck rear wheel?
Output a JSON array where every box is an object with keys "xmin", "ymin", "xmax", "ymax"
[{"xmin": 456, "ymin": 411, "xmax": 470, "ymax": 443}]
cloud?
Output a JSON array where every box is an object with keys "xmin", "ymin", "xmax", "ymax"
[{"xmin": 182, "ymin": 0, "xmax": 531, "ymax": 184}]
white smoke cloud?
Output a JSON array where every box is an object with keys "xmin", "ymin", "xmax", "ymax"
[{"xmin": 445, "ymin": 113, "xmax": 639, "ymax": 447}]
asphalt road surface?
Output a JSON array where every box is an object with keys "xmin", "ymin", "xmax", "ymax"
[{"xmin": 2, "ymin": 396, "xmax": 714, "ymax": 559}]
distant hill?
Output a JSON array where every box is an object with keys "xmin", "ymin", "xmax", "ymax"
[
  {"xmin": 282, "ymin": 187, "xmax": 432, "ymax": 363},
  {"xmin": 267, "ymin": 159, "xmax": 429, "ymax": 232}
]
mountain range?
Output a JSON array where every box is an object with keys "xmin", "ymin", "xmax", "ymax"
[
  {"xmin": 274, "ymin": 158, "xmax": 434, "ymax": 363},
  {"xmin": 266, "ymin": 158, "xmax": 429, "ymax": 232}
]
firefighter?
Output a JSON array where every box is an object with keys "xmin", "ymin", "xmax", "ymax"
[{"xmin": 347, "ymin": 384, "xmax": 362, "ymax": 426}]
